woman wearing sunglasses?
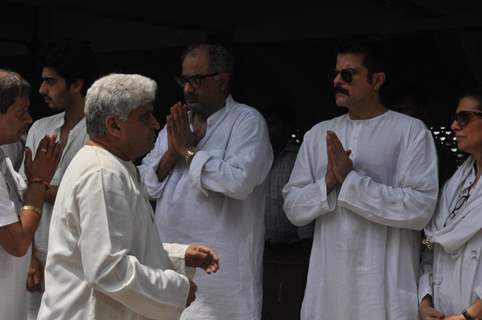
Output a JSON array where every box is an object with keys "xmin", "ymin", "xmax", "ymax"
[{"xmin": 420, "ymin": 88, "xmax": 482, "ymax": 320}]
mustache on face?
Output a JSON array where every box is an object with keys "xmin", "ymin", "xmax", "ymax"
[{"xmin": 334, "ymin": 86, "xmax": 349, "ymax": 96}]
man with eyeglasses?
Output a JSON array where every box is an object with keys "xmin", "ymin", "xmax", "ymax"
[
  {"xmin": 139, "ymin": 43, "xmax": 273, "ymax": 320},
  {"xmin": 282, "ymin": 41, "xmax": 439, "ymax": 319}
]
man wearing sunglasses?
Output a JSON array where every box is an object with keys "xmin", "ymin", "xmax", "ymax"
[
  {"xmin": 139, "ymin": 44, "xmax": 273, "ymax": 320},
  {"xmin": 283, "ymin": 41, "xmax": 439, "ymax": 319}
]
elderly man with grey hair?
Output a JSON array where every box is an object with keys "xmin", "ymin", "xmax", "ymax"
[
  {"xmin": 37, "ymin": 73, "xmax": 219, "ymax": 320},
  {"xmin": 0, "ymin": 69, "xmax": 61, "ymax": 320}
]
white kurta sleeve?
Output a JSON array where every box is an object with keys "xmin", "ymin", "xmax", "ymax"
[
  {"xmin": 138, "ymin": 127, "xmax": 171, "ymax": 199},
  {"xmin": 0, "ymin": 175, "xmax": 18, "ymax": 227},
  {"xmin": 161, "ymin": 243, "xmax": 195, "ymax": 279},
  {"xmin": 282, "ymin": 131, "xmax": 337, "ymax": 227},
  {"xmin": 77, "ymin": 169, "xmax": 189, "ymax": 318},
  {"xmin": 418, "ymin": 245, "xmax": 433, "ymax": 302},
  {"xmin": 188, "ymin": 113, "xmax": 273, "ymax": 200},
  {"xmin": 337, "ymin": 128, "xmax": 438, "ymax": 230}
]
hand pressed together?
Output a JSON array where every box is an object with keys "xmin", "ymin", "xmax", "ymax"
[
  {"xmin": 326, "ymin": 130, "xmax": 352, "ymax": 188},
  {"xmin": 166, "ymin": 103, "xmax": 197, "ymax": 158},
  {"xmin": 24, "ymin": 134, "xmax": 62, "ymax": 185}
]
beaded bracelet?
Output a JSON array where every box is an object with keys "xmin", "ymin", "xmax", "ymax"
[{"xmin": 21, "ymin": 205, "xmax": 42, "ymax": 218}]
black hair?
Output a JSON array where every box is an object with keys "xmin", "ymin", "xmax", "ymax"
[
  {"xmin": 336, "ymin": 41, "xmax": 388, "ymax": 81},
  {"xmin": 461, "ymin": 87, "xmax": 482, "ymax": 110},
  {"xmin": 38, "ymin": 39, "xmax": 98, "ymax": 96}
]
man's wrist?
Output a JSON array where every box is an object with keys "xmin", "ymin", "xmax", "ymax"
[
  {"xmin": 462, "ymin": 309, "xmax": 476, "ymax": 320},
  {"xmin": 166, "ymin": 148, "xmax": 180, "ymax": 161},
  {"xmin": 182, "ymin": 146, "xmax": 197, "ymax": 166}
]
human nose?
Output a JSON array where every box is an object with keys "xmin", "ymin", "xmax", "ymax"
[
  {"xmin": 38, "ymin": 82, "xmax": 47, "ymax": 95},
  {"xmin": 183, "ymin": 81, "xmax": 195, "ymax": 95},
  {"xmin": 333, "ymin": 72, "xmax": 343, "ymax": 87},
  {"xmin": 451, "ymin": 117, "xmax": 461, "ymax": 131}
]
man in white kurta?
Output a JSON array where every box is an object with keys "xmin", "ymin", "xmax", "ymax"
[
  {"xmin": 21, "ymin": 40, "xmax": 94, "ymax": 318},
  {"xmin": 0, "ymin": 150, "xmax": 29, "ymax": 320},
  {"xmin": 139, "ymin": 44, "xmax": 273, "ymax": 320},
  {"xmin": 37, "ymin": 145, "xmax": 192, "ymax": 320},
  {"xmin": 283, "ymin": 43, "xmax": 439, "ymax": 319},
  {"xmin": 0, "ymin": 69, "xmax": 62, "ymax": 320},
  {"xmin": 20, "ymin": 115, "xmax": 87, "ymax": 260},
  {"xmin": 38, "ymin": 73, "xmax": 219, "ymax": 320}
]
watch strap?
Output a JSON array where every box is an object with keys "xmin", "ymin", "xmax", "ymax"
[{"xmin": 462, "ymin": 309, "xmax": 475, "ymax": 320}]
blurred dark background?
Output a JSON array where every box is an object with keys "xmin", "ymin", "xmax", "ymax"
[
  {"xmin": 1, "ymin": 1, "xmax": 479, "ymax": 318},
  {"xmin": 2, "ymin": 0, "xmax": 482, "ymax": 132}
]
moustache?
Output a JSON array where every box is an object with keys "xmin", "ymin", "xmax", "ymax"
[{"xmin": 334, "ymin": 86, "xmax": 349, "ymax": 96}]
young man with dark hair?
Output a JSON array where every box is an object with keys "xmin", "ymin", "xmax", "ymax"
[{"xmin": 19, "ymin": 39, "xmax": 98, "ymax": 318}]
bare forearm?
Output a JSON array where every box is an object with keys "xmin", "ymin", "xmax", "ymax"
[
  {"xmin": 44, "ymin": 185, "xmax": 58, "ymax": 204},
  {"xmin": 325, "ymin": 172, "xmax": 337, "ymax": 194},
  {"xmin": 156, "ymin": 150, "xmax": 179, "ymax": 181},
  {"xmin": 466, "ymin": 298, "xmax": 482, "ymax": 319},
  {"xmin": 0, "ymin": 183, "xmax": 46, "ymax": 256}
]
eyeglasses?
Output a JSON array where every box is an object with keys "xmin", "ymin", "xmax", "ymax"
[
  {"xmin": 175, "ymin": 72, "xmax": 219, "ymax": 89},
  {"xmin": 330, "ymin": 68, "xmax": 357, "ymax": 83},
  {"xmin": 443, "ymin": 185, "xmax": 471, "ymax": 227},
  {"xmin": 452, "ymin": 110, "xmax": 482, "ymax": 127}
]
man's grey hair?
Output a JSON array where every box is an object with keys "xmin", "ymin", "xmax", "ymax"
[
  {"xmin": 85, "ymin": 73, "xmax": 157, "ymax": 137},
  {"xmin": 0, "ymin": 69, "xmax": 31, "ymax": 114},
  {"xmin": 181, "ymin": 43, "xmax": 233, "ymax": 74}
]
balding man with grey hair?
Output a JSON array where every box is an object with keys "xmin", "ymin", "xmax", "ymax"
[
  {"xmin": 38, "ymin": 73, "xmax": 219, "ymax": 320},
  {"xmin": 140, "ymin": 44, "xmax": 273, "ymax": 319}
]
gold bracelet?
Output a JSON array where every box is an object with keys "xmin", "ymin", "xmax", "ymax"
[{"xmin": 21, "ymin": 205, "xmax": 42, "ymax": 217}]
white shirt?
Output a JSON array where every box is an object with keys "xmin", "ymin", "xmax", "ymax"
[
  {"xmin": 20, "ymin": 112, "xmax": 88, "ymax": 261},
  {"xmin": 282, "ymin": 111, "xmax": 438, "ymax": 320},
  {"xmin": 0, "ymin": 135, "xmax": 25, "ymax": 171},
  {"xmin": 38, "ymin": 145, "xmax": 192, "ymax": 320},
  {"xmin": 420, "ymin": 157, "xmax": 482, "ymax": 315},
  {"xmin": 139, "ymin": 96, "xmax": 273, "ymax": 320},
  {"xmin": 0, "ymin": 148, "xmax": 29, "ymax": 320}
]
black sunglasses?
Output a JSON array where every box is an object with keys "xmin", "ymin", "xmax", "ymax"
[
  {"xmin": 452, "ymin": 110, "xmax": 482, "ymax": 127},
  {"xmin": 329, "ymin": 68, "xmax": 356, "ymax": 83},
  {"xmin": 443, "ymin": 186, "xmax": 471, "ymax": 227},
  {"xmin": 175, "ymin": 72, "xmax": 220, "ymax": 89}
]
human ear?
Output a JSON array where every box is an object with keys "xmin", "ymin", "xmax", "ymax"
[
  {"xmin": 105, "ymin": 115, "xmax": 122, "ymax": 138},
  {"xmin": 69, "ymin": 79, "xmax": 85, "ymax": 94},
  {"xmin": 373, "ymin": 72, "xmax": 386, "ymax": 91},
  {"xmin": 219, "ymin": 73, "xmax": 231, "ymax": 91}
]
